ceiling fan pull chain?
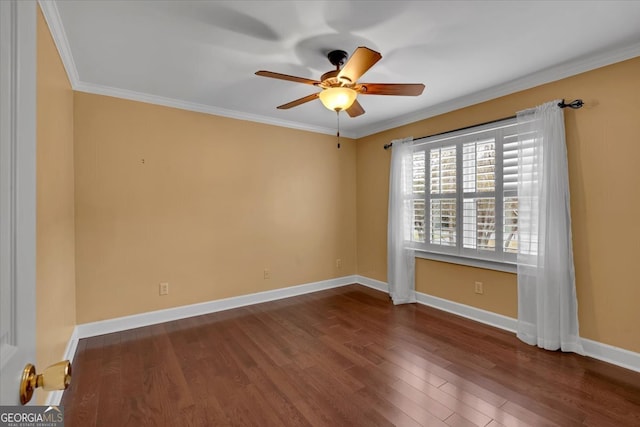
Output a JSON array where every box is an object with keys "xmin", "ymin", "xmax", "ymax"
[{"xmin": 336, "ymin": 111, "xmax": 341, "ymax": 149}]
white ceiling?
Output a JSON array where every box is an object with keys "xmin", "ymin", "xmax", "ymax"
[{"xmin": 45, "ymin": 1, "xmax": 640, "ymax": 138}]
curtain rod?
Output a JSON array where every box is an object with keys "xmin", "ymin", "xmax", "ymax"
[{"xmin": 383, "ymin": 99, "xmax": 584, "ymax": 150}]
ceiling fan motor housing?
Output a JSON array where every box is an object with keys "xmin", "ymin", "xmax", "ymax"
[
  {"xmin": 327, "ymin": 50, "xmax": 349, "ymax": 68},
  {"xmin": 321, "ymin": 50, "xmax": 354, "ymax": 87}
]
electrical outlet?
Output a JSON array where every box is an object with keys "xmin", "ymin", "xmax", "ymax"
[
  {"xmin": 159, "ymin": 282, "xmax": 169, "ymax": 296},
  {"xmin": 263, "ymin": 269, "xmax": 270, "ymax": 279},
  {"xmin": 336, "ymin": 258, "xmax": 342, "ymax": 268},
  {"xmin": 474, "ymin": 281, "xmax": 484, "ymax": 295}
]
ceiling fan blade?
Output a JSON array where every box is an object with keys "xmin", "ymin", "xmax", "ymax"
[
  {"xmin": 360, "ymin": 83, "xmax": 425, "ymax": 96},
  {"xmin": 276, "ymin": 93, "xmax": 319, "ymax": 109},
  {"xmin": 346, "ymin": 99, "xmax": 365, "ymax": 118},
  {"xmin": 337, "ymin": 47, "xmax": 382, "ymax": 83},
  {"xmin": 256, "ymin": 70, "xmax": 320, "ymax": 86}
]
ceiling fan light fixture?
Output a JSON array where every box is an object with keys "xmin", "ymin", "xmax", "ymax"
[{"xmin": 319, "ymin": 87, "xmax": 357, "ymax": 112}]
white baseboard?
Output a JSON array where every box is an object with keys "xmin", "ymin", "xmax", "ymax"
[
  {"xmin": 355, "ymin": 275, "xmax": 389, "ymax": 293},
  {"xmin": 581, "ymin": 337, "xmax": 640, "ymax": 373},
  {"xmin": 415, "ymin": 292, "xmax": 518, "ymax": 333},
  {"xmin": 76, "ymin": 275, "xmax": 358, "ymax": 339},
  {"xmin": 360, "ymin": 276, "xmax": 640, "ymax": 374},
  {"xmin": 45, "ymin": 326, "xmax": 79, "ymax": 406}
]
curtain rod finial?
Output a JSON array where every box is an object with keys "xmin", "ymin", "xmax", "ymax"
[{"xmin": 558, "ymin": 99, "xmax": 584, "ymax": 109}]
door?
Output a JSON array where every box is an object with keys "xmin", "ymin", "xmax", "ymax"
[{"xmin": 0, "ymin": 0, "xmax": 37, "ymax": 405}]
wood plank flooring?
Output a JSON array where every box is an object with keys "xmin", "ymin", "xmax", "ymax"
[{"xmin": 61, "ymin": 285, "xmax": 640, "ymax": 426}]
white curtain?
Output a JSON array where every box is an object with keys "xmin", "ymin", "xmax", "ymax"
[
  {"xmin": 516, "ymin": 100, "xmax": 583, "ymax": 353},
  {"xmin": 387, "ymin": 137, "xmax": 416, "ymax": 305}
]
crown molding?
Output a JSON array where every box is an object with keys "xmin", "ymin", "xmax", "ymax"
[
  {"xmin": 354, "ymin": 41, "xmax": 640, "ymax": 138},
  {"xmin": 73, "ymin": 81, "xmax": 353, "ymax": 138},
  {"xmin": 38, "ymin": 0, "xmax": 79, "ymax": 87}
]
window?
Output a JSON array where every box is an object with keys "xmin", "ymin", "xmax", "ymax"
[{"xmin": 409, "ymin": 118, "xmax": 520, "ymax": 266}]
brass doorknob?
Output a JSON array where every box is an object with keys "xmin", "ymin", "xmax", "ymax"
[{"xmin": 20, "ymin": 360, "xmax": 72, "ymax": 405}]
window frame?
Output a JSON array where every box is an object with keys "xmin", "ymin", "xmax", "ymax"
[{"xmin": 408, "ymin": 118, "xmax": 519, "ymax": 272}]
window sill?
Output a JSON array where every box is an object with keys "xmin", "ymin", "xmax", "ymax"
[{"xmin": 414, "ymin": 250, "xmax": 517, "ymax": 273}]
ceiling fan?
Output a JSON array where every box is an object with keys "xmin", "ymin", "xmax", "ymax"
[{"xmin": 255, "ymin": 46, "xmax": 425, "ymax": 118}]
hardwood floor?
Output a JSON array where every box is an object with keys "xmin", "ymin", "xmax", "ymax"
[{"xmin": 61, "ymin": 285, "xmax": 640, "ymax": 426}]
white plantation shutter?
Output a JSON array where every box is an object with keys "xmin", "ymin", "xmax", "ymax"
[
  {"xmin": 503, "ymin": 132, "xmax": 519, "ymax": 254},
  {"xmin": 409, "ymin": 118, "xmax": 519, "ymax": 264},
  {"xmin": 411, "ymin": 151, "xmax": 426, "ymax": 242},
  {"xmin": 430, "ymin": 146, "xmax": 457, "ymax": 194},
  {"xmin": 428, "ymin": 145, "xmax": 457, "ymax": 248},
  {"xmin": 462, "ymin": 138, "xmax": 496, "ymax": 253}
]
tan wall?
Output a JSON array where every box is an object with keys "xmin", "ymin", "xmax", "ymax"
[
  {"xmin": 74, "ymin": 93, "xmax": 357, "ymax": 323},
  {"xmin": 36, "ymin": 7, "xmax": 77, "ymax": 403},
  {"xmin": 356, "ymin": 56, "xmax": 640, "ymax": 353}
]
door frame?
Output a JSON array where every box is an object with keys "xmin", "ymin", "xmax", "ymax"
[{"xmin": 0, "ymin": 0, "xmax": 37, "ymax": 405}]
